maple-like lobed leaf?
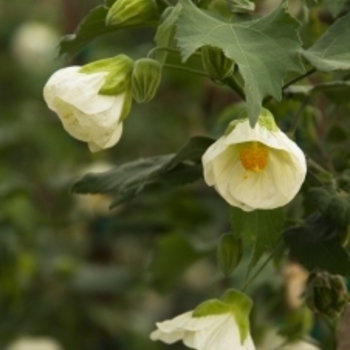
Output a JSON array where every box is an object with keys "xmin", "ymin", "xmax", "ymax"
[
  {"xmin": 175, "ymin": 0, "xmax": 304, "ymax": 126},
  {"xmin": 302, "ymin": 12, "xmax": 350, "ymax": 72}
]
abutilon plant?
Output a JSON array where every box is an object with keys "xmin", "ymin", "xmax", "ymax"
[{"xmin": 42, "ymin": 0, "xmax": 350, "ymax": 348}]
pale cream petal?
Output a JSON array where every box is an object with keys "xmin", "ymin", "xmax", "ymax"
[
  {"xmin": 210, "ymin": 148, "xmax": 242, "ymax": 207},
  {"xmin": 223, "ymin": 121, "xmax": 279, "ymax": 148},
  {"xmin": 53, "ymin": 99, "xmax": 90, "ymax": 142},
  {"xmin": 43, "ymin": 66, "xmax": 81, "ymax": 110},
  {"xmin": 190, "ymin": 316, "xmax": 243, "ymax": 350},
  {"xmin": 44, "ymin": 67, "xmax": 116, "ymax": 114},
  {"xmin": 229, "ymin": 164, "xmax": 282, "ymax": 210},
  {"xmin": 269, "ymin": 150, "xmax": 305, "ymax": 202},
  {"xmin": 150, "ymin": 329, "xmax": 186, "ymax": 344},
  {"xmin": 87, "ymin": 123, "xmax": 123, "ymax": 152},
  {"xmin": 155, "ymin": 311, "xmax": 193, "ymax": 333},
  {"xmin": 243, "ymin": 335, "xmax": 256, "ymax": 350},
  {"xmin": 202, "ymin": 137, "xmax": 229, "ymax": 186}
]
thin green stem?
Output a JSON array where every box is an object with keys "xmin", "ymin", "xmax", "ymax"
[
  {"xmin": 148, "ymin": 47, "xmax": 202, "ymax": 59},
  {"xmin": 242, "ymin": 240, "xmax": 282, "ymax": 292},
  {"xmin": 307, "ymin": 157, "xmax": 332, "ymax": 176},
  {"xmin": 263, "ymin": 68, "xmax": 317, "ymax": 105},
  {"xmin": 147, "ymin": 47, "xmax": 180, "ymax": 59},
  {"xmin": 223, "ymin": 75, "xmax": 245, "ymax": 100},
  {"xmin": 289, "ymin": 95, "xmax": 310, "ymax": 136},
  {"xmin": 283, "ymin": 68, "xmax": 317, "ymax": 91},
  {"xmin": 164, "ymin": 63, "xmax": 210, "ymax": 77}
]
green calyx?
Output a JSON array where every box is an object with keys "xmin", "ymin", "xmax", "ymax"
[
  {"xmin": 258, "ymin": 108, "xmax": 278, "ymax": 132},
  {"xmin": 132, "ymin": 58, "xmax": 162, "ymax": 103},
  {"xmin": 193, "ymin": 289, "xmax": 252, "ymax": 345},
  {"xmin": 106, "ymin": 0, "xmax": 160, "ymax": 28},
  {"xmin": 80, "ymin": 55, "xmax": 134, "ymax": 96},
  {"xmin": 201, "ymin": 46, "xmax": 235, "ymax": 81},
  {"xmin": 306, "ymin": 272, "xmax": 349, "ymax": 318},
  {"xmin": 224, "ymin": 107, "xmax": 278, "ymax": 135},
  {"xmin": 217, "ymin": 233, "xmax": 243, "ymax": 276}
]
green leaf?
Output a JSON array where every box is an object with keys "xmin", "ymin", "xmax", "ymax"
[
  {"xmin": 324, "ymin": 0, "xmax": 347, "ymax": 17},
  {"xmin": 150, "ymin": 232, "xmax": 205, "ymax": 291},
  {"xmin": 59, "ymin": 5, "xmax": 113, "ymax": 57},
  {"xmin": 71, "ymin": 136, "xmax": 214, "ymax": 207},
  {"xmin": 58, "ymin": 0, "xmax": 157, "ymax": 57},
  {"xmin": 302, "ymin": 12, "xmax": 350, "ymax": 72},
  {"xmin": 309, "ymin": 186, "xmax": 350, "ymax": 228},
  {"xmin": 154, "ymin": 4, "xmax": 183, "ymax": 65},
  {"xmin": 230, "ymin": 207, "xmax": 284, "ymax": 274},
  {"xmin": 175, "ymin": 0, "xmax": 304, "ymax": 126},
  {"xmin": 284, "ymin": 213, "xmax": 350, "ymax": 276}
]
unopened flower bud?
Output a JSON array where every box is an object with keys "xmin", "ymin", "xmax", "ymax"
[
  {"xmin": 305, "ymin": 272, "xmax": 349, "ymax": 318},
  {"xmin": 201, "ymin": 46, "xmax": 234, "ymax": 81},
  {"xmin": 217, "ymin": 233, "xmax": 243, "ymax": 276},
  {"xmin": 132, "ymin": 58, "xmax": 162, "ymax": 103},
  {"xmin": 106, "ymin": 0, "xmax": 159, "ymax": 28}
]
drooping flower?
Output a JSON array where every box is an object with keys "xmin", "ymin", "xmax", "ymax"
[
  {"xmin": 150, "ymin": 289, "xmax": 256, "ymax": 350},
  {"xmin": 43, "ymin": 55, "xmax": 133, "ymax": 152},
  {"xmin": 202, "ymin": 109, "xmax": 307, "ymax": 211}
]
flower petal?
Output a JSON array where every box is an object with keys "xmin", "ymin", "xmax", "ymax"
[
  {"xmin": 150, "ymin": 329, "xmax": 186, "ymax": 344},
  {"xmin": 211, "ymin": 149, "xmax": 255, "ymax": 211},
  {"xmin": 155, "ymin": 311, "xmax": 193, "ymax": 333},
  {"xmin": 44, "ymin": 67, "xmax": 116, "ymax": 114}
]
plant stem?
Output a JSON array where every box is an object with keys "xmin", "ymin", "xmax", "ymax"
[
  {"xmin": 263, "ymin": 68, "xmax": 317, "ymax": 105},
  {"xmin": 283, "ymin": 68, "xmax": 317, "ymax": 91},
  {"xmin": 289, "ymin": 95, "xmax": 310, "ymax": 136},
  {"xmin": 164, "ymin": 63, "xmax": 210, "ymax": 77},
  {"xmin": 307, "ymin": 157, "xmax": 332, "ymax": 176},
  {"xmin": 242, "ymin": 239, "xmax": 282, "ymax": 292},
  {"xmin": 223, "ymin": 75, "xmax": 245, "ymax": 100},
  {"xmin": 147, "ymin": 47, "xmax": 181, "ymax": 59},
  {"xmin": 148, "ymin": 47, "xmax": 202, "ymax": 61}
]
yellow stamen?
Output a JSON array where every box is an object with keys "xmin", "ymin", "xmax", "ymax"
[{"xmin": 239, "ymin": 141, "xmax": 269, "ymax": 173}]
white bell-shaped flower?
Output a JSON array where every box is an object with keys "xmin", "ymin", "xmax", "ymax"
[
  {"xmin": 202, "ymin": 109, "xmax": 307, "ymax": 211},
  {"xmin": 43, "ymin": 56, "xmax": 133, "ymax": 152},
  {"xmin": 151, "ymin": 289, "xmax": 255, "ymax": 350}
]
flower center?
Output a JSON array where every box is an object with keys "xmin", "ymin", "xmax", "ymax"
[{"xmin": 239, "ymin": 141, "xmax": 269, "ymax": 173}]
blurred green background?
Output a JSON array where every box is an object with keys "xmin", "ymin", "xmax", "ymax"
[
  {"xmin": 0, "ymin": 1, "xmax": 233, "ymax": 349},
  {"xmin": 1, "ymin": 0, "xmax": 350, "ymax": 349}
]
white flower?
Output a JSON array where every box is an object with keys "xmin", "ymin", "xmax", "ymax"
[
  {"xmin": 202, "ymin": 110, "xmax": 306, "ymax": 211},
  {"xmin": 43, "ymin": 66, "xmax": 129, "ymax": 152},
  {"xmin": 150, "ymin": 311, "xmax": 255, "ymax": 350}
]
